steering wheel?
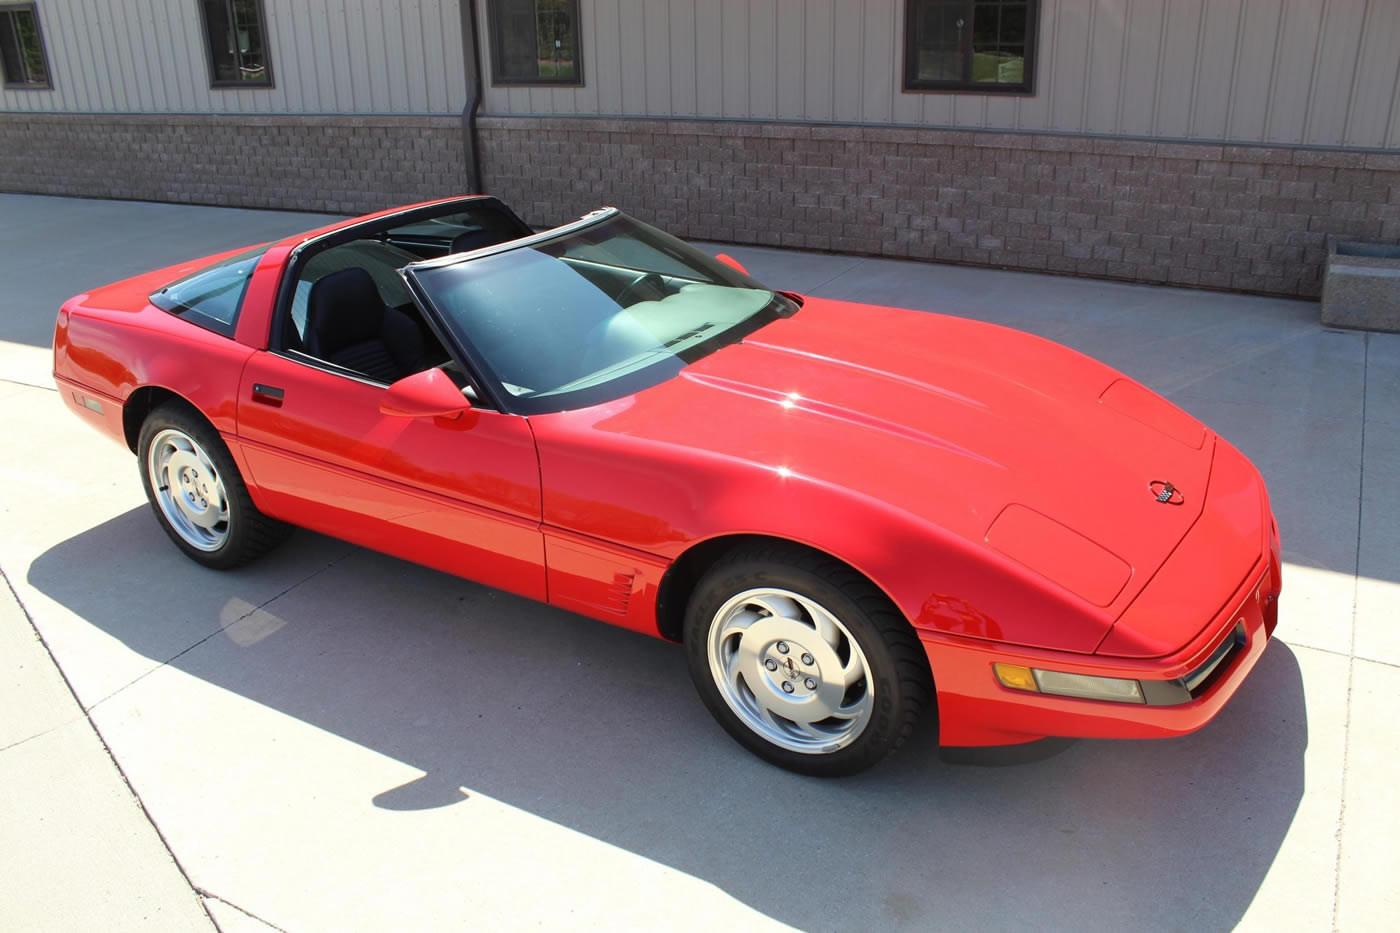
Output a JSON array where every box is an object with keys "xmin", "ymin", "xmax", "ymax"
[{"xmin": 615, "ymin": 272, "xmax": 666, "ymax": 308}]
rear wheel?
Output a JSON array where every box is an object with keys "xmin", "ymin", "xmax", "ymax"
[
  {"xmin": 683, "ymin": 543, "xmax": 933, "ymax": 776},
  {"xmin": 137, "ymin": 401, "xmax": 290, "ymax": 570}
]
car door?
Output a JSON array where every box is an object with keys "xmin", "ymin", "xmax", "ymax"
[{"xmin": 234, "ymin": 353, "xmax": 546, "ymax": 601}]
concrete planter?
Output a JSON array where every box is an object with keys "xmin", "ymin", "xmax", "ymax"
[{"xmin": 1321, "ymin": 240, "xmax": 1400, "ymax": 332}]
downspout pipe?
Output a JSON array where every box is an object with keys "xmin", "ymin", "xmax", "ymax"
[{"xmin": 459, "ymin": 0, "xmax": 485, "ymax": 194}]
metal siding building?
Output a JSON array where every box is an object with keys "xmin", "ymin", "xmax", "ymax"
[
  {"xmin": 0, "ymin": 0, "xmax": 468, "ymax": 115},
  {"xmin": 2, "ymin": 0, "xmax": 1398, "ymax": 297},
  {"xmin": 478, "ymin": 0, "xmax": 1400, "ymax": 150}
]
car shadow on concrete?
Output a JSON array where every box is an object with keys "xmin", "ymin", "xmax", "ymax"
[{"xmin": 29, "ymin": 509, "xmax": 1308, "ymax": 932}]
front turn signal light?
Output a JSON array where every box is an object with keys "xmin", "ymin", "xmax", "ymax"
[
  {"xmin": 993, "ymin": 663, "xmax": 1146, "ymax": 704},
  {"xmin": 1034, "ymin": 669, "xmax": 1145, "ymax": 704},
  {"xmin": 993, "ymin": 663, "xmax": 1038, "ymax": 692}
]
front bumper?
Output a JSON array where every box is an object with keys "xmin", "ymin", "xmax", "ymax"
[
  {"xmin": 929, "ymin": 555, "xmax": 1277, "ymax": 746},
  {"xmin": 927, "ymin": 452, "xmax": 1282, "ymax": 748}
]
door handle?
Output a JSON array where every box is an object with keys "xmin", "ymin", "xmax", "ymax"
[{"xmin": 251, "ymin": 384, "xmax": 285, "ymax": 407}]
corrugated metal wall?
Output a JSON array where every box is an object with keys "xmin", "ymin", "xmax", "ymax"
[
  {"xmin": 480, "ymin": 0, "xmax": 1400, "ymax": 149},
  {"xmin": 0, "ymin": 0, "xmax": 467, "ymax": 114},
  {"xmin": 6, "ymin": 1, "xmax": 1397, "ymax": 148}
]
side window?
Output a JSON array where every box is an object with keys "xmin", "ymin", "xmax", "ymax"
[
  {"xmin": 150, "ymin": 246, "xmax": 269, "ymax": 338},
  {"xmin": 289, "ymin": 240, "xmax": 417, "ymax": 339},
  {"xmin": 0, "ymin": 3, "xmax": 51, "ymax": 89},
  {"xmin": 282, "ymin": 241, "xmax": 452, "ymax": 387},
  {"xmin": 487, "ymin": 0, "xmax": 582, "ymax": 86},
  {"xmin": 271, "ymin": 201, "xmax": 527, "ymax": 392},
  {"xmin": 199, "ymin": 0, "xmax": 272, "ymax": 88},
  {"xmin": 904, "ymin": 0, "xmax": 1038, "ymax": 94}
]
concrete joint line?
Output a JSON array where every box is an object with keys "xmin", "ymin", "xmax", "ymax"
[
  {"xmin": 1331, "ymin": 331, "xmax": 1369, "ymax": 932},
  {"xmin": 0, "ymin": 715, "xmax": 85, "ymax": 755},
  {"xmin": 0, "ymin": 562, "xmax": 216, "ymax": 929},
  {"xmin": 200, "ymin": 890, "xmax": 291, "ymax": 933},
  {"xmin": 806, "ymin": 260, "xmax": 866, "ymax": 294},
  {"xmin": 83, "ymin": 545, "xmax": 358, "ymax": 715},
  {"xmin": 1156, "ymin": 327, "xmax": 1318, "ymax": 397},
  {"xmin": 2, "ymin": 536, "xmax": 357, "ymax": 932},
  {"xmin": 0, "ymin": 376, "xmax": 57, "ymax": 393},
  {"xmin": 1293, "ymin": 642, "xmax": 1400, "ymax": 670}
]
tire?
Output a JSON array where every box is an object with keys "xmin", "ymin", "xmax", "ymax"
[
  {"xmin": 683, "ymin": 543, "xmax": 934, "ymax": 776},
  {"xmin": 137, "ymin": 400, "xmax": 290, "ymax": 570}
]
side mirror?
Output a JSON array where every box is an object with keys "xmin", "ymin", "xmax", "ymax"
[
  {"xmin": 715, "ymin": 252, "xmax": 749, "ymax": 276},
  {"xmin": 381, "ymin": 368, "xmax": 473, "ymax": 419}
]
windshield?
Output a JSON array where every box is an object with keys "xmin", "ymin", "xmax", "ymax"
[{"xmin": 408, "ymin": 212, "xmax": 796, "ymax": 414}]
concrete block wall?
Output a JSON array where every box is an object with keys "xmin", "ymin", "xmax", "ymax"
[
  {"xmin": 478, "ymin": 116, "xmax": 1400, "ymax": 298},
  {"xmin": 0, "ymin": 114, "xmax": 468, "ymax": 215},
  {"xmin": 4, "ymin": 111, "xmax": 1399, "ymax": 298}
]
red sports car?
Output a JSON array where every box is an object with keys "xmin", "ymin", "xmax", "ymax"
[{"xmin": 53, "ymin": 196, "xmax": 1281, "ymax": 775}]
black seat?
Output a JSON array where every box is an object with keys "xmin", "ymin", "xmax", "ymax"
[{"xmin": 304, "ymin": 268, "xmax": 424, "ymax": 384}]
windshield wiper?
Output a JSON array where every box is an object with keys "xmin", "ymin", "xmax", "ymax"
[{"xmin": 663, "ymin": 322, "xmax": 716, "ymax": 348}]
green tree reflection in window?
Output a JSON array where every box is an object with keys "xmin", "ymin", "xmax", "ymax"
[
  {"xmin": 490, "ymin": 0, "xmax": 583, "ymax": 86},
  {"xmin": 905, "ymin": 0, "xmax": 1037, "ymax": 94},
  {"xmin": 0, "ymin": 4, "xmax": 51, "ymax": 89},
  {"xmin": 200, "ymin": 0, "xmax": 273, "ymax": 87}
]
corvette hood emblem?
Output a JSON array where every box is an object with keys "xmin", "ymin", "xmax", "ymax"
[{"xmin": 1149, "ymin": 480, "xmax": 1184, "ymax": 505}]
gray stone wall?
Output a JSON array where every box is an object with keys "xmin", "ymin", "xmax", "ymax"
[
  {"xmin": 4, "ymin": 111, "xmax": 1399, "ymax": 298},
  {"xmin": 0, "ymin": 113, "xmax": 469, "ymax": 215},
  {"xmin": 478, "ymin": 116, "xmax": 1400, "ymax": 299}
]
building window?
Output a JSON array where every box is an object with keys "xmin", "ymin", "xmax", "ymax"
[
  {"xmin": 488, "ymin": 0, "xmax": 582, "ymax": 86},
  {"xmin": 198, "ymin": 0, "xmax": 272, "ymax": 88},
  {"xmin": 0, "ymin": 3, "xmax": 51, "ymax": 89},
  {"xmin": 904, "ymin": 0, "xmax": 1037, "ymax": 94}
]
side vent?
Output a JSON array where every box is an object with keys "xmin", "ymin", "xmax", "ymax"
[
  {"xmin": 605, "ymin": 572, "xmax": 635, "ymax": 615},
  {"xmin": 542, "ymin": 530, "xmax": 669, "ymax": 636}
]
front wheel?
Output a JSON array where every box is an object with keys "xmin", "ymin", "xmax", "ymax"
[
  {"xmin": 137, "ymin": 401, "xmax": 290, "ymax": 570},
  {"xmin": 683, "ymin": 544, "xmax": 933, "ymax": 776}
]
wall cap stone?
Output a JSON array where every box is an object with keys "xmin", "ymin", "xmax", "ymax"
[{"xmin": 473, "ymin": 112, "xmax": 1399, "ymax": 159}]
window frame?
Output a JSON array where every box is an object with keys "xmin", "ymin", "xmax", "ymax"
[
  {"xmin": 486, "ymin": 0, "xmax": 584, "ymax": 88},
  {"xmin": 267, "ymin": 197, "xmax": 529, "ymax": 404},
  {"xmin": 196, "ymin": 0, "xmax": 274, "ymax": 90},
  {"xmin": 0, "ymin": 2, "xmax": 53, "ymax": 90},
  {"xmin": 902, "ymin": 0, "xmax": 1038, "ymax": 95},
  {"xmin": 149, "ymin": 245, "xmax": 271, "ymax": 340}
]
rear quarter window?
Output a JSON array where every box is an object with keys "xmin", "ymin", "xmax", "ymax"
[{"xmin": 150, "ymin": 246, "xmax": 269, "ymax": 337}]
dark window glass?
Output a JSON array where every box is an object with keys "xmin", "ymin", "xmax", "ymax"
[
  {"xmin": 151, "ymin": 246, "xmax": 269, "ymax": 338},
  {"xmin": 199, "ymin": 0, "xmax": 272, "ymax": 87},
  {"xmin": 488, "ymin": 0, "xmax": 582, "ymax": 86},
  {"xmin": 0, "ymin": 4, "xmax": 51, "ymax": 89},
  {"xmin": 905, "ymin": 0, "xmax": 1037, "ymax": 94}
]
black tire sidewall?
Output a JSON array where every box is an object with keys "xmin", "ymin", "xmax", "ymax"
[{"xmin": 683, "ymin": 557, "xmax": 919, "ymax": 777}]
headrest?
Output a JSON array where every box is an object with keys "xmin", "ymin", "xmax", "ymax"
[{"xmin": 305, "ymin": 267, "xmax": 385, "ymax": 358}]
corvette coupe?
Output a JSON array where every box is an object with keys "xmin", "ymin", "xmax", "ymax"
[{"xmin": 53, "ymin": 196, "xmax": 1281, "ymax": 775}]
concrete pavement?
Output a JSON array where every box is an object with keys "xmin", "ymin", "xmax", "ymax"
[
  {"xmin": 1, "ymin": 193, "xmax": 1396, "ymax": 931},
  {"xmin": 0, "ymin": 574, "xmax": 214, "ymax": 932}
]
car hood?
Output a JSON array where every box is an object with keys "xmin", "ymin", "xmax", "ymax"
[{"xmin": 555, "ymin": 297, "xmax": 1215, "ymax": 629}]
